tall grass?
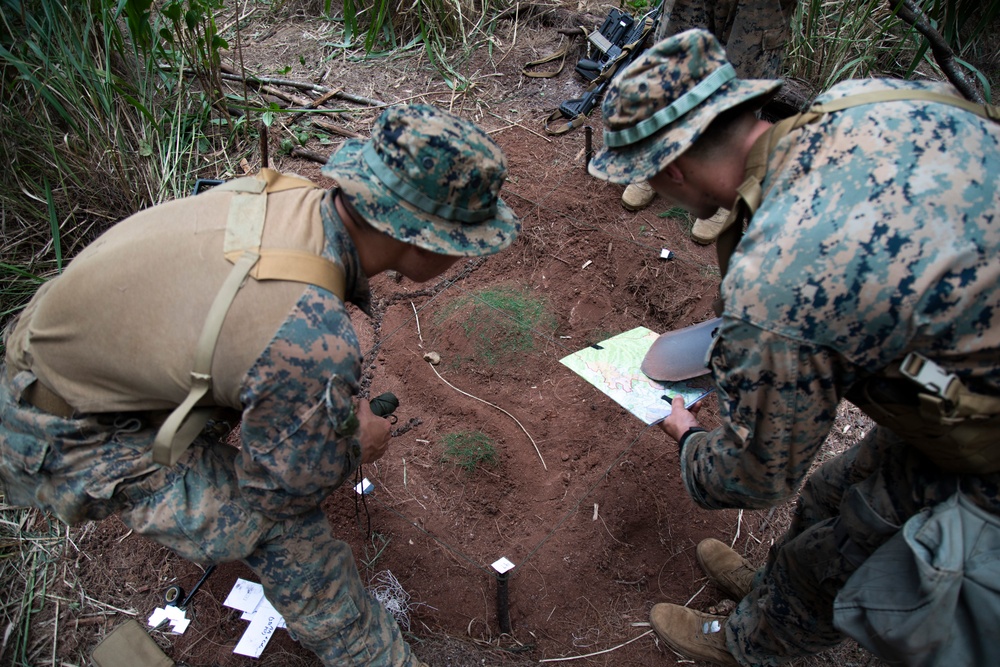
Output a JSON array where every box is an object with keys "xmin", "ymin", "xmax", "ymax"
[
  {"xmin": 0, "ymin": 1, "xmax": 155, "ymax": 339},
  {"xmin": 0, "ymin": 0, "xmax": 246, "ymax": 347},
  {"xmin": 331, "ymin": 0, "xmax": 506, "ymax": 90},
  {"xmin": 787, "ymin": 0, "xmax": 999, "ymax": 100}
]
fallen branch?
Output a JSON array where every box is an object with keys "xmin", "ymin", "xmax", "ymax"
[
  {"xmin": 218, "ymin": 70, "xmax": 388, "ymax": 107},
  {"xmin": 891, "ymin": 0, "xmax": 983, "ymax": 102},
  {"xmin": 310, "ymin": 117, "xmax": 363, "ymax": 139},
  {"xmin": 290, "ymin": 147, "xmax": 330, "ymax": 164},
  {"xmin": 425, "ymin": 360, "xmax": 547, "ymax": 470}
]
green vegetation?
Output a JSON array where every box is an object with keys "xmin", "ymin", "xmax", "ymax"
[
  {"xmin": 437, "ymin": 286, "xmax": 557, "ymax": 366},
  {"xmin": 0, "ymin": 506, "xmax": 66, "ymax": 666},
  {"xmin": 0, "ymin": 0, "xmax": 251, "ymax": 350},
  {"xmin": 360, "ymin": 531, "xmax": 392, "ymax": 572},
  {"xmin": 787, "ymin": 0, "xmax": 999, "ymax": 100},
  {"xmin": 440, "ymin": 431, "xmax": 499, "ymax": 472}
]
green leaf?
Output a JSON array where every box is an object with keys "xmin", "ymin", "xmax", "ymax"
[
  {"xmin": 185, "ymin": 9, "xmax": 200, "ymax": 32},
  {"xmin": 163, "ymin": 3, "xmax": 182, "ymax": 22}
]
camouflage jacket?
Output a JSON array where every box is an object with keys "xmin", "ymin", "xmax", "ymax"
[
  {"xmin": 235, "ymin": 191, "xmax": 371, "ymax": 519},
  {"xmin": 681, "ymin": 79, "xmax": 1000, "ymax": 509},
  {"xmin": 5, "ymin": 187, "xmax": 371, "ymax": 521}
]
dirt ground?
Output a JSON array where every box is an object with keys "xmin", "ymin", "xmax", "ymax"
[{"xmin": 16, "ymin": 3, "xmax": 885, "ymax": 667}]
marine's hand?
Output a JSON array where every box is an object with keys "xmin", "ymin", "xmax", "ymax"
[
  {"xmin": 357, "ymin": 399, "xmax": 392, "ymax": 464},
  {"xmin": 659, "ymin": 395, "xmax": 703, "ymax": 441}
]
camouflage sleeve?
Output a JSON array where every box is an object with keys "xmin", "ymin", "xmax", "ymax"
[
  {"xmin": 679, "ymin": 318, "xmax": 850, "ymax": 510},
  {"xmin": 235, "ymin": 290, "xmax": 363, "ymax": 519}
]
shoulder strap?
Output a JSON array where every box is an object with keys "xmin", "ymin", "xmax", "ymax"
[
  {"xmin": 152, "ymin": 170, "xmax": 346, "ymax": 466},
  {"xmin": 811, "ymin": 88, "xmax": 1000, "ymax": 120}
]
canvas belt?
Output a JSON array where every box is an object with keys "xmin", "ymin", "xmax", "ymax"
[{"xmin": 22, "ymin": 378, "xmax": 76, "ymax": 418}]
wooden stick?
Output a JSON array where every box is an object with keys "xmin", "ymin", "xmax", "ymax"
[
  {"xmin": 310, "ymin": 117, "xmax": 363, "ymax": 139},
  {"xmin": 892, "ymin": 0, "xmax": 983, "ymax": 102},
  {"xmin": 487, "ymin": 111, "xmax": 551, "ymax": 143},
  {"xmin": 218, "ymin": 71, "xmax": 388, "ymax": 107}
]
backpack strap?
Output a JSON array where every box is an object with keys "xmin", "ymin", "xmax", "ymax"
[{"xmin": 152, "ymin": 170, "xmax": 345, "ymax": 466}]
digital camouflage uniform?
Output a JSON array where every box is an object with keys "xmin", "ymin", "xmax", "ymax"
[
  {"xmin": 655, "ymin": 0, "xmax": 796, "ymax": 79},
  {"xmin": 0, "ymin": 190, "xmax": 418, "ymax": 665},
  {"xmin": 0, "ymin": 104, "xmax": 519, "ymax": 666},
  {"xmin": 678, "ymin": 78, "xmax": 1000, "ymax": 664}
]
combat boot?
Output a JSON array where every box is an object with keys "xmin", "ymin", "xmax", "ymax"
[
  {"xmin": 691, "ymin": 209, "xmax": 729, "ymax": 244},
  {"xmin": 650, "ymin": 603, "xmax": 739, "ymax": 666},
  {"xmin": 696, "ymin": 538, "xmax": 756, "ymax": 600},
  {"xmin": 621, "ymin": 181, "xmax": 655, "ymax": 211}
]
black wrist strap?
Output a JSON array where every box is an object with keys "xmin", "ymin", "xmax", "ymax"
[{"xmin": 678, "ymin": 426, "xmax": 707, "ymax": 448}]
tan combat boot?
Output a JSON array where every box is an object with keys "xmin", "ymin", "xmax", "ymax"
[
  {"xmin": 621, "ymin": 181, "xmax": 655, "ymax": 211},
  {"xmin": 696, "ymin": 538, "xmax": 756, "ymax": 601},
  {"xmin": 650, "ymin": 603, "xmax": 739, "ymax": 666},
  {"xmin": 691, "ymin": 209, "xmax": 729, "ymax": 245}
]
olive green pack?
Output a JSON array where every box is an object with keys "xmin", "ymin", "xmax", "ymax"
[{"xmin": 91, "ymin": 619, "xmax": 174, "ymax": 667}]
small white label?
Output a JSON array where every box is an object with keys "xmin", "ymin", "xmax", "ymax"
[
  {"xmin": 355, "ymin": 478, "xmax": 374, "ymax": 495},
  {"xmin": 491, "ymin": 557, "xmax": 516, "ymax": 574}
]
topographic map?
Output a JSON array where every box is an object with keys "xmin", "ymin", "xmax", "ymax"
[{"xmin": 560, "ymin": 327, "xmax": 713, "ymax": 425}]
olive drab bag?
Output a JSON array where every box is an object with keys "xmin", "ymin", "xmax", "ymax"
[{"xmin": 832, "ymin": 490, "xmax": 1000, "ymax": 666}]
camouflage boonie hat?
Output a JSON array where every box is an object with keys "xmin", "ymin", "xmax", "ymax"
[
  {"xmin": 322, "ymin": 104, "xmax": 520, "ymax": 256},
  {"xmin": 588, "ymin": 29, "xmax": 783, "ymax": 184}
]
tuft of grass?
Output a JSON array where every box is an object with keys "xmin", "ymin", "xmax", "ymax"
[
  {"xmin": 0, "ymin": 503, "xmax": 63, "ymax": 666},
  {"xmin": 360, "ymin": 531, "xmax": 392, "ymax": 572},
  {"xmin": 436, "ymin": 286, "xmax": 556, "ymax": 366},
  {"xmin": 440, "ymin": 431, "xmax": 498, "ymax": 473}
]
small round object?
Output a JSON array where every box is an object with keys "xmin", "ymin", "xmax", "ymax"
[
  {"xmin": 164, "ymin": 584, "xmax": 185, "ymax": 606},
  {"xmin": 369, "ymin": 392, "xmax": 399, "ymax": 418}
]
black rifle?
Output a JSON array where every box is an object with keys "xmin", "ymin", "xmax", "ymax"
[{"xmin": 545, "ymin": 5, "xmax": 662, "ymax": 135}]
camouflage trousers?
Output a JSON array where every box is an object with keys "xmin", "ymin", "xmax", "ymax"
[
  {"xmin": 725, "ymin": 425, "xmax": 1000, "ymax": 666},
  {"xmin": 0, "ymin": 368, "xmax": 415, "ymax": 667},
  {"xmin": 653, "ymin": 0, "xmax": 796, "ymax": 80}
]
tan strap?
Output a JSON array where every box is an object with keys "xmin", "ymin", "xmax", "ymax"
[
  {"xmin": 223, "ymin": 248, "xmax": 347, "ymax": 296},
  {"xmin": 544, "ymin": 106, "xmax": 592, "ymax": 136},
  {"xmin": 152, "ymin": 250, "xmax": 260, "ymax": 466},
  {"xmin": 522, "ymin": 41, "xmax": 572, "ymax": 79},
  {"xmin": 811, "ymin": 89, "xmax": 1000, "ymax": 122},
  {"xmin": 214, "ymin": 168, "xmax": 319, "ymax": 194},
  {"xmin": 899, "ymin": 352, "xmax": 1000, "ymax": 422},
  {"xmin": 154, "ymin": 169, "xmax": 347, "ymax": 466}
]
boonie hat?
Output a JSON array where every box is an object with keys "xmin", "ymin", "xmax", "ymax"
[
  {"xmin": 322, "ymin": 104, "xmax": 520, "ymax": 257},
  {"xmin": 589, "ymin": 29, "xmax": 782, "ymax": 184}
]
